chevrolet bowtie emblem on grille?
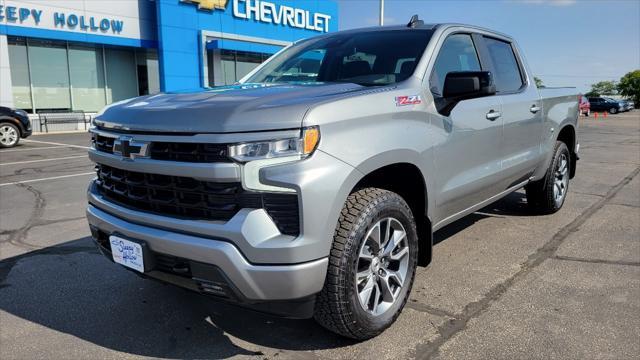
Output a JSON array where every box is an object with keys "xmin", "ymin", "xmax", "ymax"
[
  {"xmin": 180, "ymin": 0, "xmax": 228, "ymax": 11},
  {"xmin": 113, "ymin": 137, "xmax": 149, "ymax": 160}
]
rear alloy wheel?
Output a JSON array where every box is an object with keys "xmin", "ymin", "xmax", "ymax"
[
  {"xmin": 0, "ymin": 123, "xmax": 20, "ymax": 148},
  {"xmin": 314, "ymin": 188, "xmax": 418, "ymax": 340},
  {"xmin": 526, "ymin": 141, "xmax": 571, "ymax": 214}
]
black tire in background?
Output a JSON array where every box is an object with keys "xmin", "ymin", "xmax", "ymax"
[
  {"xmin": 526, "ymin": 141, "xmax": 571, "ymax": 214},
  {"xmin": 314, "ymin": 188, "xmax": 419, "ymax": 340}
]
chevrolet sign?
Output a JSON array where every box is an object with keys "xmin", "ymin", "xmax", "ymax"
[{"xmin": 182, "ymin": 0, "xmax": 331, "ymax": 33}]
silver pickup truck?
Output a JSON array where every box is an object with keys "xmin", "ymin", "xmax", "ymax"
[{"xmin": 86, "ymin": 18, "xmax": 579, "ymax": 339}]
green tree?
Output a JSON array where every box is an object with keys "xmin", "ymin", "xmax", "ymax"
[
  {"xmin": 585, "ymin": 80, "xmax": 618, "ymax": 97},
  {"xmin": 617, "ymin": 70, "xmax": 640, "ymax": 108},
  {"xmin": 534, "ymin": 76, "xmax": 544, "ymax": 88}
]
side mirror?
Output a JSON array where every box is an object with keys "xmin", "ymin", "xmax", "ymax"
[{"xmin": 438, "ymin": 71, "xmax": 496, "ymax": 116}]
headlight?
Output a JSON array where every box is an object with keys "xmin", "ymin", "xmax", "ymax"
[{"xmin": 228, "ymin": 126, "xmax": 320, "ymax": 163}]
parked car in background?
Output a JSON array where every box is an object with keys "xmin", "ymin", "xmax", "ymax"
[
  {"xmin": 579, "ymin": 96, "xmax": 590, "ymax": 116},
  {"xmin": 588, "ymin": 97, "xmax": 623, "ymax": 114},
  {"xmin": 0, "ymin": 106, "xmax": 32, "ymax": 148},
  {"xmin": 605, "ymin": 98, "xmax": 629, "ymax": 112},
  {"xmin": 625, "ymin": 100, "xmax": 635, "ymax": 111}
]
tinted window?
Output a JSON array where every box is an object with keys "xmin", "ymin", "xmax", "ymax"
[
  {"xmin": 429, "ymin": 34, "xmax": 481, "ymax": 96},
  {"xmin": 483, "ymin": 37, "xmax": 523, "ymax": 93},
  {"xmin": 246, "ymin": 30, "xmax": 433, "ymax": 86}
]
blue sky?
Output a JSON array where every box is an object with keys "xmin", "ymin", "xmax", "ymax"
[{"xmin": 336, "ymin": 0, "xmax": 640, "ymax": 92}]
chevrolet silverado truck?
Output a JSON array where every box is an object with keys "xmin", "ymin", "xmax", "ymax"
[{"xmin": 86, "ymin": 18, "xmax": 579, "ymax": 340}]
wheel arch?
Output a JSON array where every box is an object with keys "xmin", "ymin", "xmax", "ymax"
[
  {"xmin": 557, "ymin": 124, "xmax": 577, "ymax": 178},
  {"xmin": 0, "ymin": 116, "xmax": 24, "ymax": 136},
  {"xmin": 352, "ymin": 162, "xmax": 433, "ymax": 267}
]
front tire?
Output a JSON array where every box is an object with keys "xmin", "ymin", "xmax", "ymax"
[
  {"xmin": 314, "ymin": 188, "xmax": 418, "ymax": 340},
  {"xmin": 526, "ymin": 141, "xmax": 571, "ymax": 214},
  {"xmin": 609, "ymin": 107, "xmax": 618, "ymax": 114},
  {"xmin": 0, "ymin": 123, "xmax": 20, "ymax": 148}
]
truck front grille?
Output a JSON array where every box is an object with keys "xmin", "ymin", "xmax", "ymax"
[
  {"xmin": 92, "ymin": 134, "xmax": 231, "ymax": 163},
  {"xmin": 95, "ymin": 164, "xmax": 300, "ymax": 236}
]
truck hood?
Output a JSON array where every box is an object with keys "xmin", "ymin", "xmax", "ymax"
[{"xmin": 94, "ymin": 83, "xmax": 367, "ymax": 133}]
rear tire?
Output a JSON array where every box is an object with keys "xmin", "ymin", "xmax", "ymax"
[
  {"xmin": 526, "ymin": 141, "xmax": 570, "ymax": 214},
  {"xmin": 314, "ymin": 188, "xmax": 418, "ymax": 340},
  {"xmin": 0, "ymin": 122, "xmax": 20, "ymax": 148}
]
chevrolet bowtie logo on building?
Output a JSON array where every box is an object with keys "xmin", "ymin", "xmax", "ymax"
[
  {"xmin": 181, "ymin": 0, "xmax": 228, "ymax": 11},
  {"xmin": 113, "ymin": 137, "xmax": 150, "ymax": 160}
]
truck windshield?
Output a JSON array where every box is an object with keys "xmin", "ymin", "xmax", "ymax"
[{"xmin": 244, "ymin": 30, "xmax": 434, "ymax": 86}]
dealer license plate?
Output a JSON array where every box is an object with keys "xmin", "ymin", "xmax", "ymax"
[{"xmin": 109, "ymin": 235, "xmax": 144, "ymax": 273}]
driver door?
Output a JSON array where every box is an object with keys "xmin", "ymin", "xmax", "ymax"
[{"xmin": 429, "ymin": 33, "xmax": 504, "ymax": 223}]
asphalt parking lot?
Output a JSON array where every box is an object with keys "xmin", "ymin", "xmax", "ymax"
[{"xmin": 1, "ymin": 111, "xmax": 639, "ymax": 359}]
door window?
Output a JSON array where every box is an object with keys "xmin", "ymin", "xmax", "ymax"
[
  {"xmin": 483, "ymin": 37, "xmax": 524, "ymax": 93},
  {"xmin": 429, "ymin": 34, "xmax": 481, "ymax": 97}
]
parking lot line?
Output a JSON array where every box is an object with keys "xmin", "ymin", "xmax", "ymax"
[
  {"xmin": 0, "ymin": 145, "xmax": 68, "ymax": 153},
  {"xmin": 23, "ymin": 139, "xmax": 90, "ymax": 149},
  {"xmin": 0, "ymin": 172, "xmax": 95, "ymax": 187},
  {"xmin": 0, "ymin": 155, "xmax": 88, "ymax": 166}
]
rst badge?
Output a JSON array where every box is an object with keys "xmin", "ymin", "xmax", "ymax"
[{"xmin": 395, "ymin": 95, "xmax": 422, "ymax": 106}]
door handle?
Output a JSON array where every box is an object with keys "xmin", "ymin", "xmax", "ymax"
[
  {"xmin": 486, "ymin": 110, "xmax": 501, "ymax": 121},
  {"xmin": 530, "ymin": 104, "xmax": 541, "ymax": 113}
]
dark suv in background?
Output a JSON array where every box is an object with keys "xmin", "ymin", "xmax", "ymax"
[
  {"xmin": 588, "ymin": 97, "xmax": 624, "ymax": 114},
  {"xmin": 0, "ymin": 106, "xmax": 32, "ymax": 148}
]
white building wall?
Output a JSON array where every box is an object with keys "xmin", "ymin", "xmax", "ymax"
[
  {"xmin": 1, "ymin": 0, "xmax": 155, "ymax": 41},
  {"xmin": 0, "ymin": 34, "xmax": 14, "ymax": 107}
]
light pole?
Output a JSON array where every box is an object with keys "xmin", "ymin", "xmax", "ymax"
[{"xmin": 379, "ymin": 0, "xmax": 384, "ymax": 26}]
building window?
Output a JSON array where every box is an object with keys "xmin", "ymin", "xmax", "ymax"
[
  {"xmin": 69, "ymin": 44, "xmax": 106, "ymax": 112},
  {"xmin": 235, "ymin": 51, "xmax": 263, "ymax": 80},
  {"xmin": 105, "ymin": 48, "xmax": 138, "ymax": 103},
  {"xmin": 136, "ymin": 49, "xmax": 160, "ymax": 96},
  {"xmin": 209, "ymin": 49, "xmax": 273, "ymax": 86},
  {"xmin": 7, "ymin": 38, "xmax": 32, "ymax": 112},
  {"xmin": 6, "ymin": 36, "xmax": 159, "ymax": 113},
  {"xmin": 28, "ymin": 39, "xmax": 72, "ymax": 111}
]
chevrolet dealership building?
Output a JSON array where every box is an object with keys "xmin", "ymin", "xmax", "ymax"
[{"xmin": 0, "ymin": 0, "xmax": 338, "ymax": 113}]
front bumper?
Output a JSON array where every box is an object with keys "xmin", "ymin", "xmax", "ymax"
[{"xmin": 87, "ymin": 203, "xmax": 328, "ymax": 317}]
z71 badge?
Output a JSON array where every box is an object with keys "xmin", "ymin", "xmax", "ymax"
[{"xmin": 395, "ymin": 95, "xmax": 422, "ymax": 106}]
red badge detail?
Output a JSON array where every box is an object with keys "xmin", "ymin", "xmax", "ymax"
[{"xmin": 395, "ymin": 95, "xmax": 422, "ymax": 106}]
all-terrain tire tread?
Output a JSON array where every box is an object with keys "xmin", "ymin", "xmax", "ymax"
[{"xmin": 313, "ymin": 188, "xmax": 417, "ymax": 340}]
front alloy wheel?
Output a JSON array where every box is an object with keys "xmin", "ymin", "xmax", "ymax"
[
  {"xmin": 356, "ymin": 218, "xmax": 410, "ymax": 316},
  {"xmin": 0, "ymin": 123, "xmax": 20, "ymax": 148},
  {"xmin": 314, "ymin": 188, "xmax": 418, "ymax": 340}
]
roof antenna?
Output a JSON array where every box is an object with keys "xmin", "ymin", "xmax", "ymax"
[{"xmin": 407, "ymin": 15, "xmax": 424, "ymax": 28}]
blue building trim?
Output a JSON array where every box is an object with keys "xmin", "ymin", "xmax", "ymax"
[
  {"xmin": 0, "ymin": 24, "xmax": 157, "ymax": 48},
  {"xmin": 206, "ymin": 38, "xmax": 283, "ymax": 54},
  {"xmin": 156, "ymin": 0, "xmax": 338, "ymax": 92}
]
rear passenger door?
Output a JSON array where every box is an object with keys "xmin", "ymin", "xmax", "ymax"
[
  {"xmin": 480, "ymin": 36, "xmax": 543, "ymax": 189},
  {"xmin": 429, "ymin": 33, "xmax": 504, "ymax": 221}
]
